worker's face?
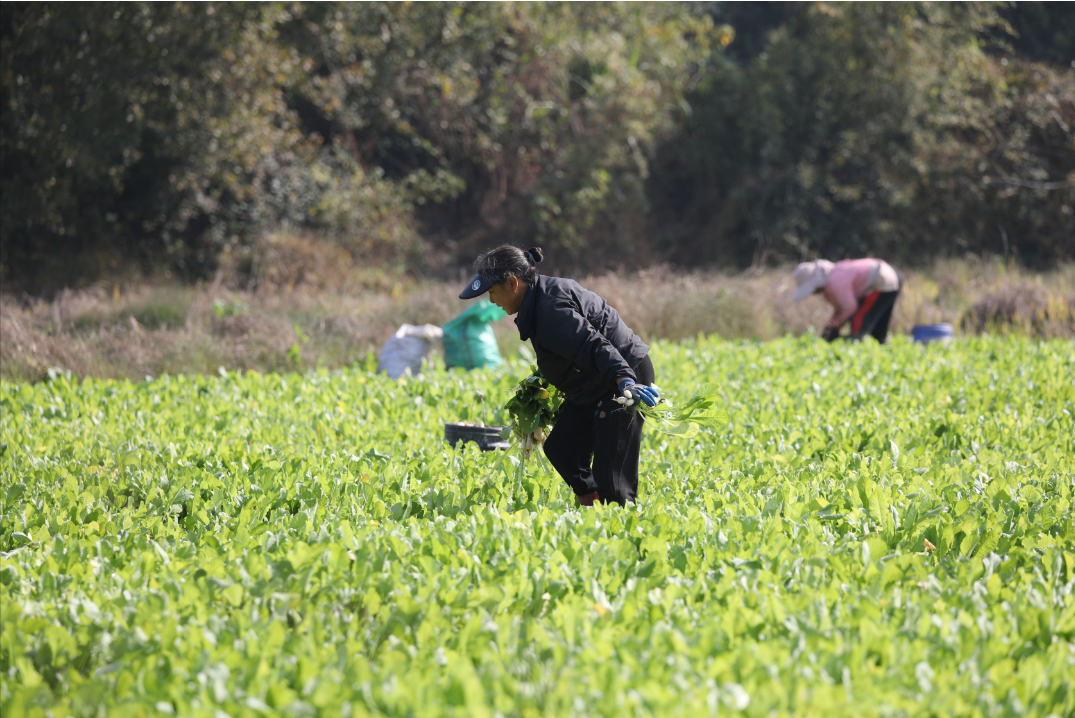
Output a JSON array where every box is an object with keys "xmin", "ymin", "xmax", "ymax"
[{"xmin": 488, "ymin": 276, "xmax": 528, "ymax": 315}]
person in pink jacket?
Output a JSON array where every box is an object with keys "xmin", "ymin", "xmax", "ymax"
[{"xmin": 793, "ymin": 258, "xmax": 902, "ymax": 343}]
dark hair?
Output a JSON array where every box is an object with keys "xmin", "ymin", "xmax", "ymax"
[{"xmin": 473, "ymin": 245, "xmax": 544, "ymax": 285}]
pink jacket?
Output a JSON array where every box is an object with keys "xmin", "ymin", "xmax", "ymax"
[{"xmin": 823, "ymin": 259, "xmax": 899, "ymax": 328}]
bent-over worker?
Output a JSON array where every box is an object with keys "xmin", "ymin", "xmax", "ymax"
[
  {"xmin": 459, "ymin": 245, "xmax": 657, "ymax": 506},
  {"xmin": 793, "ymin": 258, "xmax": 902, "ymax": 343}
]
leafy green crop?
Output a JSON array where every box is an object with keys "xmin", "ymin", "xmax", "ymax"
[
  {"xmin": 499, "ymin": 370, "xmax": 564, "ymax": 495},
  {"xmin": 499, "ymin": 369, "xmax": 563, "ymax": 456},
  {"xmin": 632, "ymin": 385, "xmax": 729, "ymax": 438},
  {"xmin": 1, "ymin": 336, "xmax": 1073, "ymax": 717}
]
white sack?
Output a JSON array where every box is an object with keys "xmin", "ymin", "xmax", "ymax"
[{"xmin": 377, "ymin": 323, "xmax": 443, "ymax": 379}]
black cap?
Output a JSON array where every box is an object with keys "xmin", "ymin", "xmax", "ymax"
[{"xmin": 458, "ymin": 274, "xmax": 498, "ymax": 299}]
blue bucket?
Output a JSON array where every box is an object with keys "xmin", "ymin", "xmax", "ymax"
[{"xmin": 912, "ymin": 323, "xmax": 954, "ymax": 344}]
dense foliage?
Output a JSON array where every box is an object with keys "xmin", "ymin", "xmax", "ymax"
[
  {"xmin": 0, "ymin": 3, "xmax": 414, "ymax": 292},
  {"xmin": 1, "ymin": 2, "xmax": 1073, "ymax": 294},
  {"xmin": 651, "ymin": 2, "xmax": 1075, "ymax": 267},
  {"xmin": 2, "ymin": 336, "xmax": 1073, "ymax": 716}
]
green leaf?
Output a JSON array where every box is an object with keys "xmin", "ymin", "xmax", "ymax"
[
  {"xmin": 685, "ymin": 410, "xmax": 729, "ymax": 429},
  {"xmin": 974, "ymin": 529, "xmax": 1000, "ymax": 557},
  {"xmin": 660, "ymin": 421, "xmax": 700, "ymax": 438}
]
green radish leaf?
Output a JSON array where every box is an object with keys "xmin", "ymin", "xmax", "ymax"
[
  {"xmin": 974, "ymin": 529, "xmax": 1000, "ymax": 557},
  {"xmin": 685, "ymin": 410, "xmax": 729, "ymax": 428},
  {"xmin": 658, "ymin": 421, "xmax": 700, "ymax": 438}
]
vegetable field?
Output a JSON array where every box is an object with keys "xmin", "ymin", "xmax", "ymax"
[{"xmin": 2, "ymin": 336, "xmax": 1073, "ymax": 717}]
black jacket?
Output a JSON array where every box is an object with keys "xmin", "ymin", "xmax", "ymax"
[{"xmin": 515, "ymin": 275, "xmax": 649, "ymax": 404}]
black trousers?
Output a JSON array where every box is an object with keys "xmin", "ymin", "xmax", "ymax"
[
  {"xmin": 542, "ymin": 355, "xmax": 654, "ymax": 506},
  {"xmin": 849, "ymin": 280, "xmax": 902, "ymax": 344}
]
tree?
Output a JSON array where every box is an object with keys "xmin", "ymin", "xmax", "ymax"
[
  {"xmin": 2, "ymin": 2, "xmax": 1071, "ymax": 295},
  {"xmin": 279, "ymin": 2, "xmax": 719, "ymax": 272},
  {"xmin": 1, "ymin": 3, "xmax": 304, "ymax": 292},
  {"xmin": 650, "ymin": 2, "xmax": 1074, "ymax": 268}
]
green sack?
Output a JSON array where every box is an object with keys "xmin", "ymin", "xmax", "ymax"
[{"xmin": 442, "ymin": 300, "xmax": 507, "ymax": 370}]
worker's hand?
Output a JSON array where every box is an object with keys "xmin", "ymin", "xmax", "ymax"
[
  {"xmin": 617, "ymin": 378, "xmax": 659, "ymax": 407},
  {"xmin": 821, "ymin": 326, "xmax": 841, "ymax": 343}
]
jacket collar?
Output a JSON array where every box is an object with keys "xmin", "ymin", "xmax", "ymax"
[{"xmin": 514, "ymin": 275, "xmax": 540, "ymax": 341}]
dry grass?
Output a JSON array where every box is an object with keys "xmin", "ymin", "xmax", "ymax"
[
  {"xmin": 2, "ymin": 258, "xmax": 1071, "ymax": 382},
  {"xmin": 961, "ymin": 285, "xmax": 1075, "ymax": 337},
  {"xmin": 583, "ymin": 260, "xmax": 1074, "ymax": 343}
]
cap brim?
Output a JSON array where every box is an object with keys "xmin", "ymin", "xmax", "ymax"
[
  {"xmin": 793, "ymin": 281, "xmax": 818, "ymax": 302},
  {"xmin": 459, "ymin": 274, "xmax": 496, "ymax": 299}
]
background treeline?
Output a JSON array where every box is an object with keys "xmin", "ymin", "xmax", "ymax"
[{"xmin": 2, "ymin": 1, "xmax": 1073, "ymax": 296}]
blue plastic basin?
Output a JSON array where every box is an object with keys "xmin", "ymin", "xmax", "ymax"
[{"xmin": 912, "ymin": 323, "xmax": 954, "ymax": 344}]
